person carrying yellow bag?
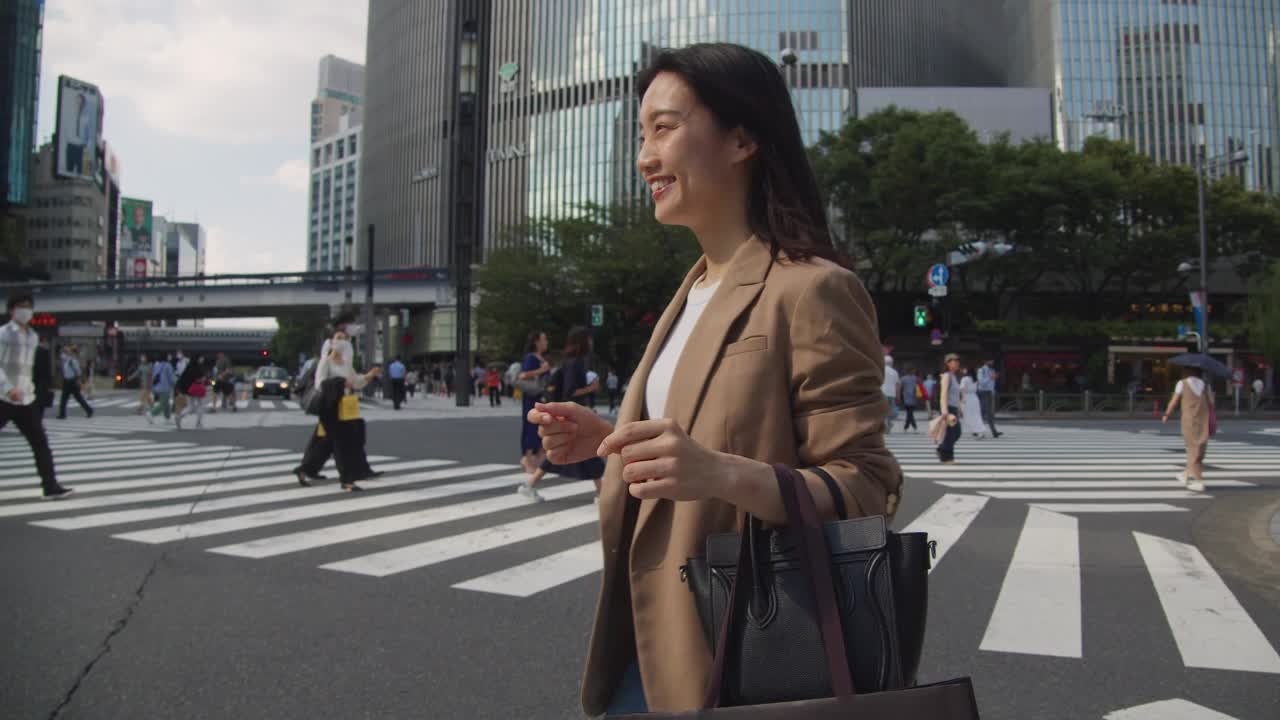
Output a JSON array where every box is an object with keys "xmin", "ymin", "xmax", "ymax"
[{"xmin": 303, "ymin": 331, "xmax": 382, "ymax": 492}]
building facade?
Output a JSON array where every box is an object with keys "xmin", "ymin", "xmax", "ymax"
[
  {"xmin": 360, "ymin": 0, "xmax": 1011, "ymax": 272},
  {"xmin": 161, "ymin": 220, "xmax": 206, "ymax": 278},
  {"xmin": 311, "ymin": 55, "xmax": 365, "ymax": 143},
  {"xmin": 1006, "ymin": 0, "xmax": 1279, "ymax": 193},
  {"xmin": 854, "ymin": 87, "xmax": 1054, "ymax": 145},
  {"xmin": 17, "ymin": 143, "xmax": 109, "ymax": 282},
  {"xmin": 308, "ymin": 56, "xmax": 364, "ymax": 272},
  {"xmin": 0, "ymin": 0, "xmax": 42, "ymax": 207}
]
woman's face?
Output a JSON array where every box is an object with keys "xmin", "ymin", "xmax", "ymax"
[
  {"xmin": 947, "ymin": 359, "xmax": 960, "ymax": 373},
  {"xmin": 536, "ymin": 333, "xmax": 548, "ymax": 354},
  {"xmin": 636, "ymin": 72, "xmax": 755, "ymax": 231}
]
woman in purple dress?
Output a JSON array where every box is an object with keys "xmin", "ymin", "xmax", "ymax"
[{"xmin": 519, "ymin": 330, "xmax": 551, "ymax": 474}]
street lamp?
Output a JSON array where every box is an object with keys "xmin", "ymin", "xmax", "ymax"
[{"xmin": 1193, "ymin": 127, "xmax": 1250, "ymax": 355}]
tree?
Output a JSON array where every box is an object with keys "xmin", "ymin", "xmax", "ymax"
[
  {"xmin": 1245, "ymin": 260, "xmax": 1280, "ymax": 366},
  {"xmin": 476, "ymin": 203, "xmax": 700, "ymax": 375},
  {"xmin": 269, "ymin": 312, "xmax": 329, "ymax": 372}
]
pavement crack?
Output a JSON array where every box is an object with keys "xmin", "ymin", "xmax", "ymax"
[{"xmin": 46, "ymin": 558, "xmax": 162, "ymax": 720}]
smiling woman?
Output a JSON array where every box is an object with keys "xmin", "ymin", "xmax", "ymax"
[{"xmin": 525, "ymin": 43, "xmax": 902, "ymax": 715}]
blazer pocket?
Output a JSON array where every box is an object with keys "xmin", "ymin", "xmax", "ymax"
[{"xmin": 722, "ymin": 335, "xmax": 768, "ymax": 358}]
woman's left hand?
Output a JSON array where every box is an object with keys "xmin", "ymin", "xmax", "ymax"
[{"xmin": 597, "ymin": 419, "xmax": 730, "ymax": 501}]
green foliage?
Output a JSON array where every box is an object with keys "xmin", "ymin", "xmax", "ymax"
[
  {"xmin": 476, "ymin": 203, "xmax": 700, "ymax": 374},
  {"xmin": 1245, "ymin": 260, "xmax": 1280, "ymax": 363},
  {"xmin": 975, "ymin": 317, "xmax": 1247, "ymax": 345},
  {"xmin": 810, "ymin": 107, "xmax": 1280, "ymax": 321},
  {"xmin": 269, "ymin": 313, "xmax": 329, "ymax": 372}
]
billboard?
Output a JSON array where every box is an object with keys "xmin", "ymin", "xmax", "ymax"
[
  {"xmin": 54, "ymin": 75, "xmax": 103, "ymax": 181},
  {"xmin": 121, "ymin": 197, "xmax": 153, "ymax": 255}
]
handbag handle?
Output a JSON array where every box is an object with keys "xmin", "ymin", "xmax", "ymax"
[{"xmin": 702, "ymin": 464, "xmax": 856, "ymax": 708}]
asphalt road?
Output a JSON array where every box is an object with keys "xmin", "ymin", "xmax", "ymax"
[{"xmin": 2, "ymin": 394, "xmax": 1277, "ymax": 719}]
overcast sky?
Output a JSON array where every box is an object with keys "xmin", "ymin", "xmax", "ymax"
[{"xmin": 36, "ymin": 1, "xmax": 367, "ymax": 324}]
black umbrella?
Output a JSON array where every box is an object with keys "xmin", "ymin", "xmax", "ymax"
[{"xmin": 1168, "ymin": 352, "xmax": 1231, "ymax": 378}]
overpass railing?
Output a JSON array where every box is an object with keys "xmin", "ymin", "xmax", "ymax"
[{"xmin": 8, "ymin": 268, "xmax": 450, "ymax": 295}]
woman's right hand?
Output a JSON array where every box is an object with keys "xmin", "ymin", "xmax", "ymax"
[{"xmin": 529, "ymin": 401, "xmax": 613, "ymax": 465}]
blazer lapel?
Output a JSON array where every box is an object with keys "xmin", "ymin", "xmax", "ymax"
[{"xmin": 633, "ymin": 238, "xmax": 774, "ymax": 547}]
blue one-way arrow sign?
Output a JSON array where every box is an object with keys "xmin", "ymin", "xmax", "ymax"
[{"xmin": 928, "ymin": 263, "xmax": 950, "ymax": 288}]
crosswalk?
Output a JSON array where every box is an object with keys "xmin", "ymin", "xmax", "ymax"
[{"xmin": 1, "ymin": 425, "xmax": 1278, "ymax": 676}]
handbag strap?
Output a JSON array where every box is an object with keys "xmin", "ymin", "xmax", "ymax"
[
  {"xmin": 701, "ymin": 465, "xmax": 856, "ymax": 708},
  {"xmin": 807, "ymin": 466, "xmax": 848, "ymax": 521}
]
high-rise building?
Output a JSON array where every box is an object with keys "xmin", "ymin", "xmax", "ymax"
[
  {"xmin": 1006, "ymin": 0, "xmax": 1279, "ymax": 193},
  {"xmin": 360, "ymin": 0, "xmax": 1011, "ymax": 271},
  {"xmin": 307, "ymin": 56, "xmax": 364, "ymax": 272},
  {"xmin": 16, "ymin": 143, "xmax": 110, "ymax": 282},
  {"xmin": 160, "ymin": 219, "xmax": 206, "ymax": 278},
  {"xmin": 0, "ymin": 0, "xmax": 42, "ymax": 208},
  {"xmin": 311, "ymin": 55, "xmax": 365, "ymax": 143}
]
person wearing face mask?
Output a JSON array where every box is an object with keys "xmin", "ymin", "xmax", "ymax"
[
  {"xmin": 0, "ymin": 293, "xmax": 73, "ymax": 499},
  {"xmin": 306, "ymin": 330, "xmax": 382, "ymax": 491},
  {"xmin": 293, "ymin": 313, "xmax": 380, "ymax": 484}
]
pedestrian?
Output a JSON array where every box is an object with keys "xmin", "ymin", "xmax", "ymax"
[
  {"xmin": 525, "ymin": 44, "xmax": 901, "ymax": 715},
  {"xmin": 212, "ymin": 351, "xmax": 235, "ymax": 413},
  {"xmin": 1253, "ymin": 377, "xmax": 1265, "ymax": 411},
  {"xmin": 518, "ymin": 327, "xmax": 606, "ymax": 502},
  {"xmin": 302, "ymin": 330, "xmax": 382, "ymax": 492},
  {"xmin": 486, "ymin": 365, "xmax": 502, "ymax": 407},
  {"xmin": 1162, "ymin": 366, "xmax": 1211, "ymax": 492},
  {"xmin": 0, "ymin": 293, "xmax": 72, "ymax": 498},
  {"xmin": 173, "ymin": 355, "xmax": 206, "ymax": 429},
  {"xmin": 961, "ymin": 367, "xmax": 989, "ymax": 439},
  {"xmin": 182, "ymin": 369, "xmax": 208, "ymax": 429},
  {"xmin": 584, "ymin": 368, "xmax": 599, "ymax": 410},
  {"xmin": 881, "ymin": 354, "xmax": 900, "ymax": 433},
  {"xmin": 922, "ymin": 372, "xmax": 938, "ymax": 419},
  {"xmin": 406, "ymin": 367, "xmax": 419, "ymax": 398},
  {"xmin": 518, "ymin": 330, "xmax": 552, "ymax": 474},
  {"xmin": 936, "ymin": 354, "xmax": 963, "ymax": 463},
  {"xmin": 977, "ymin": 358, "xmax": 1002, "ymax": 438},
  {"xmin": 606, "ymin": 368, "xmax": 619, "ymax": 412},
  {"xmin": 900, "ymin": 364, "xmax": 920, "ymax": 432},
  {"xmin": 147, "ymin": 354, "xmax": 176, "ymax": 423},
  {"xmin": 294, "ymin": 312, "xmax": 360, "ymax": 484},
  {"xmin": 388, "ymin": 355, "xmax": 407, "ymax": 410},
  {"xmin": 473, "ymin": 361, "xmax": 486, "ymax": 398},
  {"xmin": 132, "ymin": 353, "xmax": 154, "ymax": 414},
  {"xmin": 56, "ymin": 345, "xmax": 93, "ymax": 419}
]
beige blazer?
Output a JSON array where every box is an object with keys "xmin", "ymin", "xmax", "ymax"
[{"xmin": 580, "ymin": 237, "xmax": 904, "ymax": 715}]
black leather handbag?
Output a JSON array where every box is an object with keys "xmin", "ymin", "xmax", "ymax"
[{"xmin": 682, "ymin": 466, "xmax": 934, "ymax": 706}]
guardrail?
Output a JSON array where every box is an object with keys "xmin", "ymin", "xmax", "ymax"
[
  {"xmin": 8, "ymin": 268, "xmax": 450, "ymax": 294},
  {"xmin": 997, "ymin": 391, "xmax": 1279, "ymax": 417}
]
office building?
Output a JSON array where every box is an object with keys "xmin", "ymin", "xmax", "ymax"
[
  {"xmin": 308, "ymin": 56, "xmax": 364, "ymax": 272},
  {"xmin": 17, "ymin": 143, "xmax": 110, "ymax": 282},
  {"xmin": 360, "ymin": 0, "xmax": 1010, "ymax": 271},
  {"xmin": 0, "ymin": 0, "xmax": 42, "ymax": 208},
  {"xmin": 855, "ymin": 87, "xmax": 1053, "ymax": 145},
  {"xmin": 1006, "ymin": 0, "xmax": 1279, "ymax": 192},
  {"xmin": 160, "ymin": 219, "xmax": 206, "ymax": 278}
]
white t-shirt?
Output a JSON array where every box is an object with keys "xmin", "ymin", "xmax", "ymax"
[
  {"xmin": 1174, "ymin": 377, "xmax": 1205, "ymax": 397},
  {"xmin": 881, "ymin": 365, "xmax": 900, "ymax": 398},
  {"xmin": 645, "ymin": 277, "xmax": 721, "ymax": 419}
]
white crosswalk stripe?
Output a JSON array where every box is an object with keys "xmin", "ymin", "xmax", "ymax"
[{"xmin": 1, "ymin": 426, "xmax": 1275, "ymax": 674}]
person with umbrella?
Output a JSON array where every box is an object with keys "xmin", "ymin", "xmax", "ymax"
[{"xmin": 1161, "ymin": 353, "xmax": 1222, "ymax": 493}]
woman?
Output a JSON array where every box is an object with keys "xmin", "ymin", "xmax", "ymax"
[
  {"xmin": 960, "ymin": 367, "xmax": 989, "ymax": 439},
  {"xmin": 519, "ymin": 327, "xmax": 606, "ymax": 502},
  {"xmin": 527, "ymin": 43, "xmax": 901, "ymax": 715},
  {"xmin": 299, "ymin": 331, "xmax": 381, "ymax": 492},
  {"xmin": 936, "ymin": 354, "xmax": 963, "ymax": 463},
  {"xmin": 1162, "ymin": 366, "xmax": 1211, "ymax": 492},
  {"xmin": 131, "ymin": 354, "xmax": 153, "ymax": 414},
  {"xmin": 518, "ymin": 330, "xmax": 552, "ymax": 474}
]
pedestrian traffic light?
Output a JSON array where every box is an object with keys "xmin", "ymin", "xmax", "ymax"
[{"xmin": 913, "ymin": 305, "xmax": 929, "ymax": 327}]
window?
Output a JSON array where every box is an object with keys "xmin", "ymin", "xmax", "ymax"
[
  {"xmin": 324, "ymin": 143, "xmax": 333, "ymax": 163},
  {"xmin": 313, "ymin": 148, "xmax": 320, "ymax": 167},
  {"xmin": 337, "ymin": 142, "xmax": 345, "ymax": 160},
  {"xmin": 349, "ymin": 135, "xmax": 357, "ymax": 155}
]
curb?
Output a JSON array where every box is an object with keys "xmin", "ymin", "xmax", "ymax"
[{"xmin": 1192, "ymin": 490, "xmax": 1280, "ymax": 610}]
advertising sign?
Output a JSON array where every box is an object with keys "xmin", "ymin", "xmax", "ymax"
[
  {"xmin": 133, "ymin": 257, "xmax": 148, "ymax": 279},
  {"xmin": 54, "ymin": 76, "xmax": 104, "ymax": 181},
  {"xmin": 121, "ymin": 197, "xmax": 153, "ymax": 254}
]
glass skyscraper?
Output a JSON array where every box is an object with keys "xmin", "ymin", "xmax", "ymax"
[
  {"xmin": 361, "ymin": 0, "xmax": 1008, "ymax": 269},
  {"xmin": 1007, "ymin": 0, "xmax": 1279, "ymax": 193},
  {"xmin": 1, "ymin": 0, "xmax": 43, "ymax": 207}
]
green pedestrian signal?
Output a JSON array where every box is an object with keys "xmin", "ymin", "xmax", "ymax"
[
  {"xmin": 590, "ymin": 304, "xmax": 604, "ymax": 327},
  {"xmin": 913, "ymin": 305, "xmax": 928, "ymax": 327}
]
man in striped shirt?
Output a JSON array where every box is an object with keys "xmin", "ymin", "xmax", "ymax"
[{"xmin": 0, "ymin": 293, "xmax": 72, "ymax": 499}]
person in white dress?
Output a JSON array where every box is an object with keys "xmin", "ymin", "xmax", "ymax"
[{"xmin": 960, "ymin": 369, "xmax": 989, "ymax": 438}]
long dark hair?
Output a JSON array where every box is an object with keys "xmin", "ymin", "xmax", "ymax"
[
  {"xmin": 636, "ymin": 43, "xmax": 842, "ymax": 266},
  {"xmin": 563, "ymin": 326, "xmax": 592, "ymax": 359},
  {"xmin": 525, "ymin": 330, "xmax": 546, "ymax": 354}
]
